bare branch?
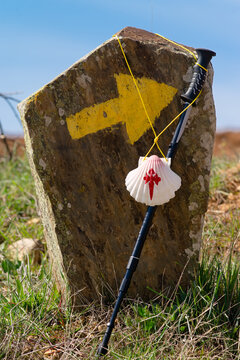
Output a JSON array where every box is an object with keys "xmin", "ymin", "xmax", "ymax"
[
  {"xmin": 0, "ymin": 92, "xmax": 22, "ymax": 126},
  {"xmin": 0, "ymin": 93, "xmax": 21, "ymax": 102}
]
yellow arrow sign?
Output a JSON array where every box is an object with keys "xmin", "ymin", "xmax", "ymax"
[{"xmin": 66, "ymin": 73, "xmax": 177, "ymax": 144}]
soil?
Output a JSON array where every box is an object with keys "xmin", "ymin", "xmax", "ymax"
[
  {"xmin": 1, "ymin": 132, "xmax": 240, "ymax": 159},
  {"xmin": 213, "ymin": 131, "xmax": 240, "ymax": 158}
]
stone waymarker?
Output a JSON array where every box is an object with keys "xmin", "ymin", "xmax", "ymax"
[{"xmin": 18, "ymin": 27, "xmax": 216, "ymax": 306}]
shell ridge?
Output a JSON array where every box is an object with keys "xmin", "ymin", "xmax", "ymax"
[{"xmin": 126, "ymin": 163, "xmax": 149, "ymax": 201}]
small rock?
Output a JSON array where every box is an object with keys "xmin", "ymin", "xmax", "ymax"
[
  {"xmin": 44, "ymin": 348, "xmax": 61, "ymax": 359},
  {"xmin": 98, "ymin": 324, "xmax": 106, "ymax": 332},
  {"xmin": 7, "ymin": 238, "xmax": 44, "ymax": 263},
  {"xmin": 26, "ymin": 217, "xmax": 41, "ymax": 225}
]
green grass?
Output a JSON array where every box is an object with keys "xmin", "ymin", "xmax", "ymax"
[
  {"xmin": 111, "ymin": 253, "xmax": 240, "ymax": 359},
  {"xmin": 0, "ymin": 155, "xmax": 239, "ymax": 359},
  {"xmin": 0, "ymin": 257, "xmax": 64, "ymax": 359},
  {"xmin": 0, "ymin": 156, "xmax": 43, "ymax": 247},
  {"xmin": 204, "ymin": 154, "xmax": 240, "ymax": 257},
  {"xmin": 209, "ymin": 157, "xmax": 232, "ymax": 194}
]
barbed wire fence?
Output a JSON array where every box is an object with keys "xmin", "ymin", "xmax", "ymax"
[{"xmin": 0, "ymin": 92, "xmax": 22, "ymax": 159}]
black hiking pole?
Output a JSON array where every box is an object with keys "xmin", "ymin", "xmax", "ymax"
[{"xmin": 97, "ymin": 48, "xmax": 216, "ymax": 357}]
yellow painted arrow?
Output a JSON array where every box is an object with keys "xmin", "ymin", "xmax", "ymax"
[{"xmin": 66, "ymin": 73, "xmax": 177, "ymax": 144}]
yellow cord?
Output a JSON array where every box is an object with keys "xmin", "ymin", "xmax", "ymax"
[
  {"xmin": 155, "ymin": 33, "xmax": 197, "ymax": 61},
  {"xmin": 196, "ymin": 63, "xmax": 208, "ymax": 72},
  {"xmin": 113, "ymin": 34, "xmax": 167, "ymax": 160},
  {"xmin": 155, "ymin": 34, "xmax": 208, "ymax": 72},
  {"xmin": 144, "ymin": 90, "xmax": 202, "ymax": 160},
  {"xmin": 114, "ymin": 32, "xmax": 206, "ymax": 160}
]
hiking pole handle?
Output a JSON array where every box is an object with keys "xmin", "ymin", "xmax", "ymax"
[
  {"xmin": 181, "ymin": 48, "xmax": 216, "ymax": 103},
  {"xmin": 168, "ymin": 48, "xmax": 216, "ymax": 158}
]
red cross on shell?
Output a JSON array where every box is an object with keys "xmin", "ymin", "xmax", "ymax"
[{"xmin": 143, "ymin": 168, "xmax": 161, "ymax": 200}]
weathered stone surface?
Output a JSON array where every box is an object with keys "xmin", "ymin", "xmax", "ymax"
[{"xmin": 18, "ymin": 27, "xmax": 216, "ymax": 305}]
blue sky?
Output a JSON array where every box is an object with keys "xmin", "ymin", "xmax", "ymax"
[{"xmin": 0, "ymin": 0, "xmax": 239, "ymax": 135}]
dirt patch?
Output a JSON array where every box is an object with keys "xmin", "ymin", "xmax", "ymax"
[
  {"xmin": 209, "ymin": 162, "xmax": 240, "ymax": 213},
  {"xmin": 214, "ymin": 131, "xmax": 240, "ymax": 158}
]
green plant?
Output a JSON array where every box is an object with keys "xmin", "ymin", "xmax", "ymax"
[
  {"xmin": 0, "ymin": 156, "xmax": 43, "ymax": 248},
  {"xmin": 0, "ymin": 255, "xmax": 64, "ymax": 358}
]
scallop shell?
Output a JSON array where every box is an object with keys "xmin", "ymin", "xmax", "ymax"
[{"xmin": 125, "ymin": 155, "xmax": 181, "ymax": 206}]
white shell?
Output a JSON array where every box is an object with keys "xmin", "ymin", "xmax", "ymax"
[{"xmin": 125, "ymin": 155, "xmax": 181, "ymax": 206}]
